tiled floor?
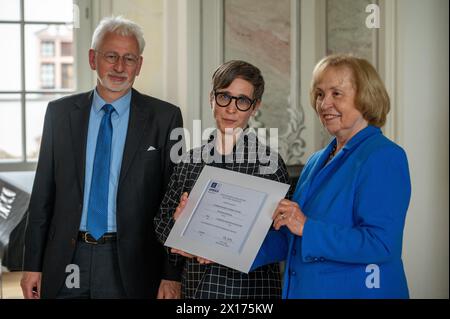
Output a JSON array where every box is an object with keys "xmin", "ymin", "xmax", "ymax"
[{"xmin": 1, "ymin": 271, "xmax": 24, "ymax": 299}]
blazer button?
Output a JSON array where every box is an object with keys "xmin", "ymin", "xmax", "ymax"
[{"xmin": 319, "ymin": 257, "xmax": 325, "ymax": 262}]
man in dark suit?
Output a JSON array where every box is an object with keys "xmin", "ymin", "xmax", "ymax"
[{"xmin": 20, "ymin": 16, "xmax": 183, "ymax": 299}]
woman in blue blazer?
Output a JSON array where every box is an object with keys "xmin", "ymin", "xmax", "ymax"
[{"xmin": 254, "ymin": 54, "xmax": 411, "ymax": 298}]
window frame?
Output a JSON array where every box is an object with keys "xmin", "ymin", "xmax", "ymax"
[{"xmin": 0, "ymin": 0, "xmax": 90, "ymax": 172}]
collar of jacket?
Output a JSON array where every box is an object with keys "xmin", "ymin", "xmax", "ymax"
[
  {"xmin": 202, "ymin": 127, "xmax": 261, "ymax": 163},
  {"xmin": 327, "ymin": 125, "xmax": 382, "ymax": 156}
]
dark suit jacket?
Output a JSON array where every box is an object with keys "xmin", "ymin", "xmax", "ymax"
[{"xmin": 23, "ymin": 88, "xmax": 184, "ymax": 298}]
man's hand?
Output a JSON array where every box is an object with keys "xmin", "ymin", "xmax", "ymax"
[
  {"xmin": 20, "ymin": 271, "xmax": 42, "ymax": 299},
  {"xmin": 157, "ymin": 279, "xmax": 181, "ymax": 299},
  {"xmin": 171, "ymin": 248, "xmax": 195, "ymax": 258},
  {"xmin": 170, "ymin": 248, "xmax": 214, "ymax": 265}
]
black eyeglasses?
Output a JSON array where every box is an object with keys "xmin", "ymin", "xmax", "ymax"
[
  {"xmin": 95, "ymin": 50, "xmax": 139, "ymax": 66},
  {"xmin": 214, "ymin": 91, "xmax": 256, "ymax": 112}
]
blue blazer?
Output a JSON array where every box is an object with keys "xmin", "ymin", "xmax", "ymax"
[{"xmin": 253, "ymin": 126, "xmax": 411, "ymax": 298}]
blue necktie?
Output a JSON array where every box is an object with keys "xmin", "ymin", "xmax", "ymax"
[{"xmin": 87, "ymin": 104, "xmax": 115, "ymax": 240}]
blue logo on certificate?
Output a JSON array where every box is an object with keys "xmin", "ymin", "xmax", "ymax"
[{"xmin": 208, "ymin": 181, "xmax": 221, "ymax": 193}]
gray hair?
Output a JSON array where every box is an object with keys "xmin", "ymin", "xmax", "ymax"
[{"xmin": 91, "ymin": 16, "xmax": 145, "ymax": 54}]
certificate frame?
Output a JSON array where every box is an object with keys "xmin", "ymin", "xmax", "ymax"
[{"xmin": 164, "ymin": 165, "xmax": 290, "ymax": 273}]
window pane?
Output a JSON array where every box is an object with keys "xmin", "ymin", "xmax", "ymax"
[
  {"xmin": 0, "ymin": 25, "xmax": 21, "ymax": 91},
  {"xmin": 61, "ymin": 42, "xmax": 72, "ymax": 56},
  {"xmin": 41, "ymin": 41, "xmax": 55, "ymax": 57},
  {"xmin": 0, "ymin": 94, "xmax": 22, "ymax": 162},
  {"xmin": 40, "ymin": 63, "xmax": 55, "ymax": 88},
  {"xmin": 25, "ymin": 24, "xmax": 74, "ymax": 90},
  {"xmin": 0, "ymin": 0, "xmax": 20, "ymax": 20},
  {"xmin": 26, "ymin": 93, "xmax": 62, "ymax": 161},
  {"xmin": 24, "ymin": 0, "xmax": 74, "ymax": 22},
  {"xmin": 61, "ymin": 64, "xmax": 74, "ymax": 88}
]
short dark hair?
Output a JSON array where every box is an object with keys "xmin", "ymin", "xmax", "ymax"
[{"xmin": 211, "ymin": 60, "xmax": 265, "ymax": 101}]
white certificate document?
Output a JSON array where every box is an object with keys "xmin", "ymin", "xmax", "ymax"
[
  {"xmin": 183, "ymin": 180, "xmax": 267, "ymax": 254},
  {"xmin": 164, "ymin": 165, "xmax": 290, "ymax": 273}
]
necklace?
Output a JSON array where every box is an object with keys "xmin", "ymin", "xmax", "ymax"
[{"xmin": 327, "ymin": 144, "xmax": 337, "ymax": 163}]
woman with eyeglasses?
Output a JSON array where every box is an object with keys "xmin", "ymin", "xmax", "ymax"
[{"xmin": 154, "ymin": 60, "xmax": 291, "ymax": 299}]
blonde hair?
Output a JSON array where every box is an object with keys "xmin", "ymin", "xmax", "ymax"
[{"xmin": 310, "ymin": 54, "xmax": 390, "ymax": 127}]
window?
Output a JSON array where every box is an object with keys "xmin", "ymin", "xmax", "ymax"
[
  {"xmin": 41, "ymin": 41, "xmax": 55, "ymax": 57},
  {"xmin": 0, "ymin": 0, "xmax": 76, "ymax": 169},
  {"xmin": 61, "ymin": 42, "xmax": 72, "ymax": 56},
  {"xmin": 61, "ymin": 63, "xmax": 74, "ymax": 88},
  {"xmin": 41, "ymin": 63, "xmax": 55, "ymax": 88}
]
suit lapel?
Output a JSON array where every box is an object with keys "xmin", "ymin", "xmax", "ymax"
[
  {"xmin": 119, "ymin": 89, "xmax": 149, "ymax": 186},
  {"xmin": 70, "ymin": 91, "xmax": 93, "ymax": 195},
  {"xmin": 293, "ymin": 146, "xmax": 332, "ymax": 209}
]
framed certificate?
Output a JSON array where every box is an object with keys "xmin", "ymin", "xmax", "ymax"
[{"xmin": 164, "ymin": 165, "xmax": 290, "ymax": 273}]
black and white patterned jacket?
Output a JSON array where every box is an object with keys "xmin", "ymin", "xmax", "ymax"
[{"xmin": 154, "ymin": 129, "xmax": 293, "ymax": 299}]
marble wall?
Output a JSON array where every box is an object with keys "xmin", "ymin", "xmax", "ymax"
[
  {"xmin": 222, "ymin": 0, "xmax": 377, "ymax": 165},
  {"xmin": 326, "ymin": 0, "xmax": 376, "ymax": 64},
  {"xmin": 224, "ymin": 0, "xmax": 306, "ymax": 165}
]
